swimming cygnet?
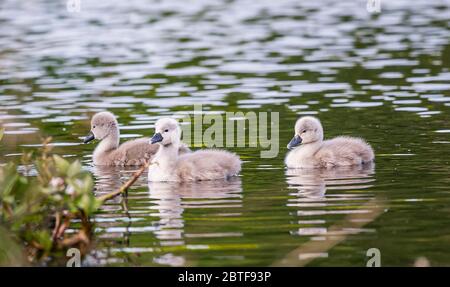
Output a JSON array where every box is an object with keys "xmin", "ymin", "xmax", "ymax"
[
  {"xmin": 83, "ymin": 112, "xmax": 189, "ymax": 166},
  {"xmin": 285, "ymin": 116, "xmax": 374, "ymax": 168},
  {"xmin": 148, "ymin": 118, "xmax": 241, "ymax": 182}
]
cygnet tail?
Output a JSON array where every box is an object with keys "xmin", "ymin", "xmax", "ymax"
[
  {"xmin": 222, "ymin": 152, "xmax": 242, "ymax": 177},
  {"xmin": 361, "ymin": 143, "xmax": 375, "ymax": 164}
]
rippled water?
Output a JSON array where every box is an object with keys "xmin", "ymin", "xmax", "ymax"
[{"xmin": 1, "ymin": 0, "xmax": 449, "ymax": 266}]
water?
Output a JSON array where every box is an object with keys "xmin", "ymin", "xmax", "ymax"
[{"xmin": 0, "ymin": 0, "xmax": 449, "ymax": 266}]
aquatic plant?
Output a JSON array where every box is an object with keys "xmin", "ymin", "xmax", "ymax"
[
  {"xmin": 0, "ymin": 135, "xmax": 150, "ymax": 266},
  {"xmin": 0, "ymin": 138, "xmax": 100, "ymax": 265}
]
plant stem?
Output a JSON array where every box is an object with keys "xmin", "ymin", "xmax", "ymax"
[{"xmin": 97, "ymin": 162, "xmax": 151, "ymax": 203}]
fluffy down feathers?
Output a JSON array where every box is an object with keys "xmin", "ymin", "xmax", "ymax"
[
  {"xmin": 285, "ymin": 116, "xmax": 374, "ymax": 168},
  {"xmin": 175, "ymin": 150, "xmax": 241, "ymax": 181}
]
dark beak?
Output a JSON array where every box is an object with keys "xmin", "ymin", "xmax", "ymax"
[
  {"xmin": 83, "ymin": 131, "xmax": 95, "ymax": 144},
  {"xmin": 287, "ymin": 135, "xmax": 302, "ymax": 150},
  {"xmin": 150, "ymin": 133, "xmax": 163, "ymax": 144}
]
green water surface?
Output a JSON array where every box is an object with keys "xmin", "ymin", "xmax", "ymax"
[{"xmin": 0, "ymin": 0, "xmax": 449, "ymax": 266}]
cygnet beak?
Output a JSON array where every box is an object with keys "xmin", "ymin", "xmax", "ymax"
[
  {"xmin": 83, "ymin": 131, "xmax": 95, "ymax": 144},
  {"xmin": 150, "ymin": 133, "xmax": 163, "ymax": 144},
  {"xmin": 287, "ymin": 135, "xmax": 302, "ymax": 150}
]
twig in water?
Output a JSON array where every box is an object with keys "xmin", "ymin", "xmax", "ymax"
[{"xmin": 98, "ymin": 161, "xmax": 151, "ymax": 203}]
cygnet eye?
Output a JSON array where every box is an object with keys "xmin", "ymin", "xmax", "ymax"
[
  {"xmin": 302, "ymin": 130, "xmax": 307, "ymax": 133},
  {"xmin": 164, "ymin": 129, "xmax": 169, "ymax": 133},
  {"xmin": 93, "ymin": 125, "xmax": 96, "ymax": 129}
]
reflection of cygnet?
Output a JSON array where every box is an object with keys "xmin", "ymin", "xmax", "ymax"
[
  {"xmin": 91, "ymin": 165, "xmax": 149, "ymax": 208},
  {"xmin": 91, "ymin": 165, "xmax": 124, "ymax": 194},
  {"xmin": 148, "ymin": 182, "xmax": 184, "ymax": 240},
  {"xmin": 286, "ymin": 170, "xmax": 326, "ymax": 198},
  {"xmin": 147, "ymin": 178, "xmax": 242, "ymax": 241},
  {"xmin": 286, "ymin": 162, "xmax": 375, "ymax": 198},
  {"xmin": 83, "ymin": 112, "xmax": 189, "ymax": 166},
  {"xmin": 285, "ymin": 116, "xmax": 374, "ymax": 168},
  {"xmin": 148, "ymin": 177, "xmax": 243, "ymax": 202},
  {"xmin": 148, "ymin": 118, "xmax": 241, "ymax": 182}
]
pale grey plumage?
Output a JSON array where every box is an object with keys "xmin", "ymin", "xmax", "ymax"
[
  {"xmin": 148, "ymin": 118, "xmax": 241, "ymax": 182},
  {"xmin": 285, "ymin": 116, "xmax": 374, "ymax": 168},
  {"xmin": 84, "ymin": 112, "xmax": 189, "ymax": 166}
]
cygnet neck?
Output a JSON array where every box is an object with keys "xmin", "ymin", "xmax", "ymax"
[
  {"xmin": 96, "ymin": 129, "xmax": 120, "ymax": 153},
  {"xmin": 162, "ymin": 141, "xmax": 179, "ymax": 151},
  {"xmin": 153, "ymin": 141, "xmax": 180, "ymax": 169},
  {"xmin": 298, "ymin": 139, "xmax": 322, "ymax": 153}
]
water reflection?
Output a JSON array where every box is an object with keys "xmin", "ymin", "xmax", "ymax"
[
  {"xmin": 92, "ymin": 165, "xmax": 126, "ymax": 194},
  {"xmin": 281, "ymin": 164, "xmax": 378, "ymax": 264},
  {"xmin": 91, "ymin": 165, "xmax": 146, "ymax": 204},
  {"xmin": 90, "ymin": 169, "xmax": 243, "ymax": 266},
  {"xmin": 286, "ymin": 163, "xmax": 376, "ymax": 238},
  {"xmin": 285, "ymin": 163, "xmax": 375, "ymax": 198},
  {"xmin": 90, "ymin": 165, "xmax": 145, "ymax": 254},
  {"xmin": 148, "ymin": 178, "xmax": 243, "ymax": 244},
  {"xmin": 1, "ymin": 0, "xmax": 449, "ymax": 266}
]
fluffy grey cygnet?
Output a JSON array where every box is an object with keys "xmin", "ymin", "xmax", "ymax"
[
  {"xmin": 285, "ymin": 116, "xmax": 374, "ymax": 169},
  {"xmin": 83, "ymin": 112, "xmax": 189, "ymax": 166},
  {"xmin": 148, "ymin": 118, "xmax": 241, "ymax": 182}
]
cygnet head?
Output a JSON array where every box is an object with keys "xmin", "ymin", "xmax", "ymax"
[
  {"xmin": 83, "ymin": 112, "xmax": 119, "ymax": 144},
  {"xmin": 287, "ymin": 116, "xmax": 324, "ymax": 150},
  {"xmin": 150, "ymin": 118, "xmax": 181, "ymax": 147}
]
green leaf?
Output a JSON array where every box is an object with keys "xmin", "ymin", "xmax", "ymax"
[
  {"xmin": 31, "ymin": 230, "xmax": 53, "ymax": 252},
  {"xmin": 53, "ymin": 155, "xmax": 70, "ymax": 175},
  {"xmin": 0, "ymin": 225, "xmax": 25, "ymax": 266},
  {"xmin": 0, "ymin": 164, "xmax": 19, "ymax": 199},
  {"xmin": 67, "ymin": 160, "xmax": 82, "ymax": 177},
  {"xmin": 0, "ymin": 127, "xmax": 4, "ymax": 142},
  {"xmin": 77, "ymin": 193, "xmax": 101, "ymax": 215},
  {"xmin": 79, "ymin": 174, "xmax": 93, "ymax": 195}
]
